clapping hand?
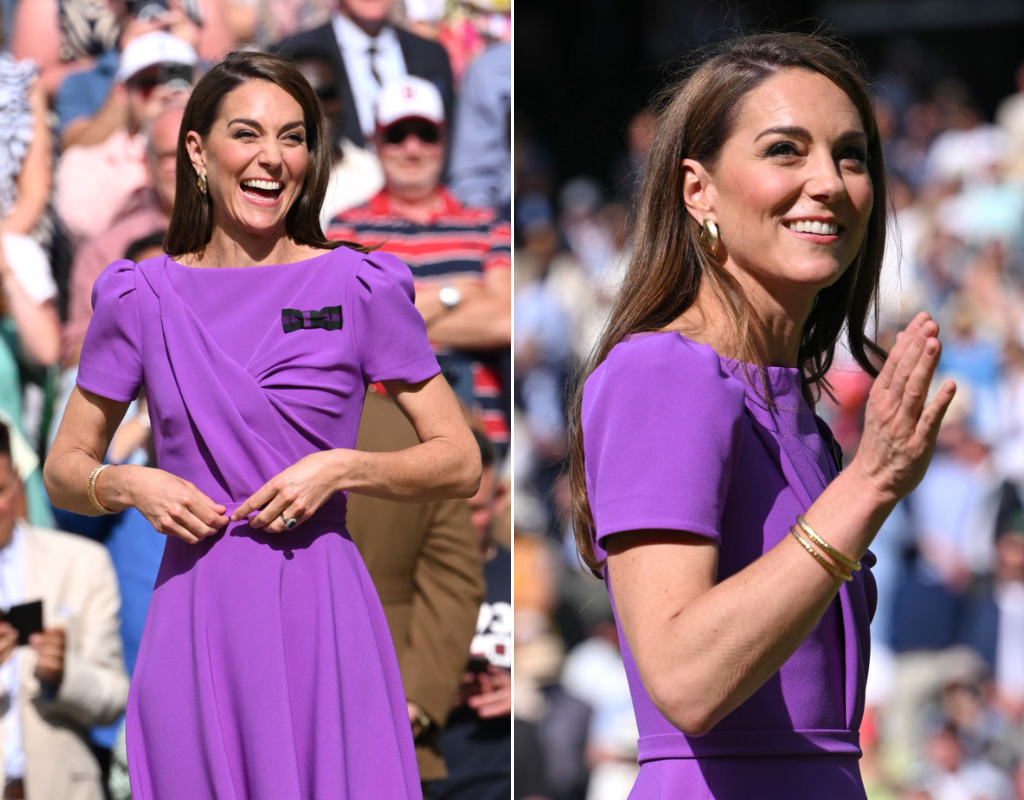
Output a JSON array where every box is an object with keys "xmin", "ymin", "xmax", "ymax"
[{"xmin": 851, "ymin": 311, "xmax": 957, "ymax": 504}]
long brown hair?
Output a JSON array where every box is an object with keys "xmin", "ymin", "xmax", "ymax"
[
  {"xmin": 570, "ymin": 32, "xmax": 889, "ymax": 575},
  {"xmin": 165, "ymin": 50, "xmax": 366, "ymax": 257}
]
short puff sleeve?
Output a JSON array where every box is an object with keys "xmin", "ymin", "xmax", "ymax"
[
  {"xmin": 76, "ymin": 259, "xmax": 143, "ymax": 403},
  {"xmin": 582, "ymin": 334, "xmax": 746, "ymax": 555},
  {"xmin": 354, "ymin": 251, "xmax": 440, "ymax": 384}
]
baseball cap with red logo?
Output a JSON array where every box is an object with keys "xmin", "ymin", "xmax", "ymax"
[{"xmin": 375, "ymin": 76, "xmax": 445, "ymax": 131}]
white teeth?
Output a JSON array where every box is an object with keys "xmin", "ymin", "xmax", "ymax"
[
  {"xmin": 241, "ymin": 179, "xmax": 282, "ymax": 191},
  {"xmin": 787, "ymin": 219, "xmax": 838, "ymax": 235}
]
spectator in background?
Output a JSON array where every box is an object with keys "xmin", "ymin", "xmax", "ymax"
[
  {"xmin": 12, "ymin": 0, "xmax": 230, "ymax": 100},
  {"xmin": 0, "ymin": 420, "xmax": 129, "ymax": 800},
  {"xmin": 345, "ymin": 388, "xmax": 484, "ymax": 793},
  {"xmin": 61, "ymin": 102, "xmax": 185, "ymax": 371},
  {"xmin": 434, "ymin": 429, "xmax": 511, "ymax": 800},
  {"xmin": 0, "ymin": 230, "xmax": 60, "ymax": 528},
  {"xmin": 449, "ymin": 38, "xmax": 511, "ymax": 211},
  {"xmin": 0, "ymin": 27, "xmax": 51, "ymax": 240},
  {"xmin": 274, "ymin": 0, "xmax": 455, "ymax": 150},
  {"xmin": 290, "ymin": 49, "xmax": 384, "ymax": 225},
  {"xmin": 329, "ymin": 76, "xmax": 512, "ymax": 452},
  {"xmin": 53, "ymin": 30, "xmax": 195, "ymax": 244},
  {"xmin": 53, "ymin": 1, "xmax": 204, "ymax": 150}
]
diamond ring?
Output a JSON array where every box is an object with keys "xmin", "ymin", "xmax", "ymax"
[{"xmin": 281, "ymin": 514, "xmax": 298, "ymax": 531}]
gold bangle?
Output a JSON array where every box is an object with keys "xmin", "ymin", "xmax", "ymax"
[
  {"xmin": 796, "ymin": 515, "xmax": 861, "ymax": 573},
  {"xmin": 790, "ymin": 526, "xmax": 852, "ymax": 582},
  {"xmin": 87, "ymin": 464, "xmax": 115, "ymax": 515}
]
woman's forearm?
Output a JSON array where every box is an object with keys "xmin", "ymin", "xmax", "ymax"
[
  {"xmin": 613, "ymin": 462, "xmax": 893, "ymax": 736},
  {"xmin": 332, "ymin": 436, "xmax": 481, "ymax": 502}
]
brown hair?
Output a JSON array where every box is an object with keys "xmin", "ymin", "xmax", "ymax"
[
  {"xmin": 165, "ymin": 50, "xmax": 366, "ymax": 257},
  {"xmin": 570, "ymin": 32, "xmax": 889, "ymax": 574}
]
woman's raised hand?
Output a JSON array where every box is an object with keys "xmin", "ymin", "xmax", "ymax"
[
  {"xmin": 850, "ymin": 311, "xmax": 957, "ymax": 505},
  {"xmin": 119, "ymin": 466, "xmax": 229, "ymax": 545},
  {"xmin": 230, "ymin": 451, "xmax": 345, "ymax": 533}
]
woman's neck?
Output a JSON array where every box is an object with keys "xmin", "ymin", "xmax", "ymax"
[
  {"xmin": 183, "ymin": 230, "xmax": 322, "ymax": 268},
  {"xmin": 669, "ymin": 277, "xmax": 813, "ymax": 368}
]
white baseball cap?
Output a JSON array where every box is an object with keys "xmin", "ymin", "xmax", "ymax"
[
  {"xmin": 375, "ymin": 76, "xmax": 445, "ymax": 130},
  {"xmin": 116, "ymin": 31, "xmax": 198, "ymax": 83}
]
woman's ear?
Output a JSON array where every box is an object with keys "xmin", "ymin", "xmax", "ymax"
[
  {"xmin": 681, "ymin": 158, "xmax": 716, "ymax": 227},
  {"xmin": 184, "ymin": 131, "xmax": 205, "ymax": 172}
]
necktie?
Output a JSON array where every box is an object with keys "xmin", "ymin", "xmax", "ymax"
[{"xmin": 367, "ymin": 43, "xmax": 382, "ymax": 86}]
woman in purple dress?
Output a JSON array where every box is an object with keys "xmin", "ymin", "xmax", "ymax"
[
  {"xmin": 44, "ymin": 52, "xmax": 480, "ymax": 799},
  {"xmin": 569, "ymin": 33, "xmax": 957, "ymax": 798}
]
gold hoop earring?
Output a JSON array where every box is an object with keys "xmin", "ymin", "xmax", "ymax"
[
  {"xmin": 197, "ymin": 170, "xmax": 207, "ymax": 194},
  {"xmin": 700, "ymin": 218, "xmax": 719, "ymax": 253}
]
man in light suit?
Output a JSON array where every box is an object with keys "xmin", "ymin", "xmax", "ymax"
[
  {"xmin": 273, "ymin": 0, "xmax": 455, "ymax": 150},
  {"xmin": 346, "ymin": 388, "xmax": 483, "ymax": 794},
  {"xmin": 0, "ymin": 422, "xmax": 128, "ymax": 800}
]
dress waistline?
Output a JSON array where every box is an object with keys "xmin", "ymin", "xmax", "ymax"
[
  {"xmin": 220, "ymin": 494, "xmax": 348, "ymax": 527},
  {"xmin": 638, "ymin": 729, "xmax": 862, "ymax": 763}
]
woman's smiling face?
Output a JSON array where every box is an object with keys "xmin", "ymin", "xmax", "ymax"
[
  {"xmin": 687, "ymin": 68, "xmax": 875, "ymax": 314},
  {"xmin": 186, "ymin": 79, "xmax": 309, "ymax": 244}
]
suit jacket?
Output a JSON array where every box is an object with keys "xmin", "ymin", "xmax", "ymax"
[
  {"xmin": 2, "ymin": 525, "xmax": 129, "ymax": 800},
  {"xmin": 273, "ymin": 19, "xmax": 456, "ymax": 149},
  {"xmin": 346, "ymin": 390, "xmax": 483, "ymax": 781}
]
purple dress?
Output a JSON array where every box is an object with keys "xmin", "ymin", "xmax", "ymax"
[
  {"xmin": 77, "ymin": 248, "xmax": 439, "ymax": 799},
  {"xmin": 582, "ymin": 333, "xmax": 877, "ymax": 799}
]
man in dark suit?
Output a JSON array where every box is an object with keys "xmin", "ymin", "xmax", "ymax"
[{"xmin": 273, "ymin": 0, "xmax": 455, "ymax": 150}]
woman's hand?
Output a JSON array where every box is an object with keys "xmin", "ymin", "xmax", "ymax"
[
  {"xmin": 109, "ymin": 465, "xmax": 229, "ymax": 545},
  {"xmin": 850, "ymin": 311, "xmax": 957, "ymax": 505},
  {"xmin": 230, "ymin": 451, "xmax": 347, "ymax": 533}
]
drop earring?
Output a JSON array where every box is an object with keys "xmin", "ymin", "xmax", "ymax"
[{"xmin": 197, "ymin": 170, "xmax": 207, "ymax": 194}]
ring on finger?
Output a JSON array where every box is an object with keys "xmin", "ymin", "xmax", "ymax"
[{"xmin": 280, "ymin": 513, "xmax": 298, "ymax": 531}]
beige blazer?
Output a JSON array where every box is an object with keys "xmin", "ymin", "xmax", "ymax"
[{"xmin": 0, "ymin": 525, "xmax": 129, "ymax": 800}]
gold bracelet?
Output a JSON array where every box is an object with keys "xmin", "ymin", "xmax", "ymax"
[
  {"xmin": 87, "ymin": 464, "xmax": 115, "ymax": 515},
  {"xmin": 790, "ymin": 526, "xmax": 852, "ymax": 582},
  {"xmin": 796, "ymin": 515, "xmax": 861, "ymax": 573}
]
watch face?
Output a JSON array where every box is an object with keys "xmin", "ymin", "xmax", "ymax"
[{"xmin": 439, "ymin": 286, "xmax": 462, "ymax": 309}]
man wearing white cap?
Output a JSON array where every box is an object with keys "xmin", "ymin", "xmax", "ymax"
[
  {"xmin": 328, "ymin": 76, "xmax": 512, "ymax": 453},
  {"xmin": 53, "ymin": 31, "xmax": 196, "ymax": 244},
  {"xmin": 274, "ymin": 0, "xmax": 454, "ymax": 150}
]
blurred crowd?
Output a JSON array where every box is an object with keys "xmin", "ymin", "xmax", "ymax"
[
  {"xmin": 0, "ymin": 0, "xmax": 510, "ymax": 797},
  {"xmin": 513, "ymin": 41, "xmax": 1024, "ymax": 800}
]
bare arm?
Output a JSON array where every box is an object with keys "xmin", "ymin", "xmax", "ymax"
[
  {"xmin": 416, "ymin": 266, "xmax": 511, "ymax": 351},
  {"xmin": 0, "ymin": 251, "xmax": 61, "ymax": 367},
  {"xmin": 45, "ymin": 387, "xmax": 229, "ymax": 542},
  {"xmin": 60, "ymin": 83, "xmax": 129, "ymax": 150},
  {"xmin": 232, "ymin": 372, "xmax": 482, "ymax": 531},
  {"xmin": 3, "ymin": 83, "xmax": 52, "ymax": 236},
  {"xmin": 606, "ymin": 312, "xmax": 956, "ymax": 736}
]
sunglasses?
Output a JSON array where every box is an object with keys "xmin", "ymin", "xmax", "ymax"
[
  {"xmin": 128, "ymin": 63, "xmax": 194, "ymax": 99},
  {"xmin": 381, "ymin": 120, "xmax": 442, "ymax": 146}
]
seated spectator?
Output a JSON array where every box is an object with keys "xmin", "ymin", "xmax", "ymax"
[
  {"xmin": 433, "ymin": 430, "xmax": 511, "ymax": 800},
  {"xmin": 0, "ymin": 420, "xmax": 129, "ymax": 800},
  {"xmin": 290, "ymin": 50, "xmax": 383, "ymax": 225},
  {"xmin": 53, "ymin": 30, "xmax": 195, "ymax": 244},
  {"xmin": 0, "ymin": 232, "xmax": 60, "ymax": 527},
  {"xmin": 273, "ymin": 0, "xmax": 455, "ymax": 150},
  {"xmin": 328, "ymin": 77, "xmax": 511, "ymax": 450},
  {"xmin": 62, "ymin": 103, "xmax": 184, "ymax": 369},
  {"xmin": 449, "ymin": 39, "xmax": 510, "ymax": 211},
  {"xmin": 0, "ymin": 43, "xmax": 51, "ymax": 239}
]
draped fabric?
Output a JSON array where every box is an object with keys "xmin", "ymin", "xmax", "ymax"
[{"xmin": 77, "ymin": 249, "xmax": 440, "ymax": 799}]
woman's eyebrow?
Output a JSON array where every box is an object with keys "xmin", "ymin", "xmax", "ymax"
[
  {"xmin": 755, "ymin": 125, "xmax": 867, "ymax": 142},
  {"xmin": 227, "ymin": 119, "xmax": 306, "ymax": 132}
]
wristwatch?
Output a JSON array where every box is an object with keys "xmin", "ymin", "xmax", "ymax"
[{"xmin": 438, "ymin": 285, "xmax": 462, "ymax": 311}]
